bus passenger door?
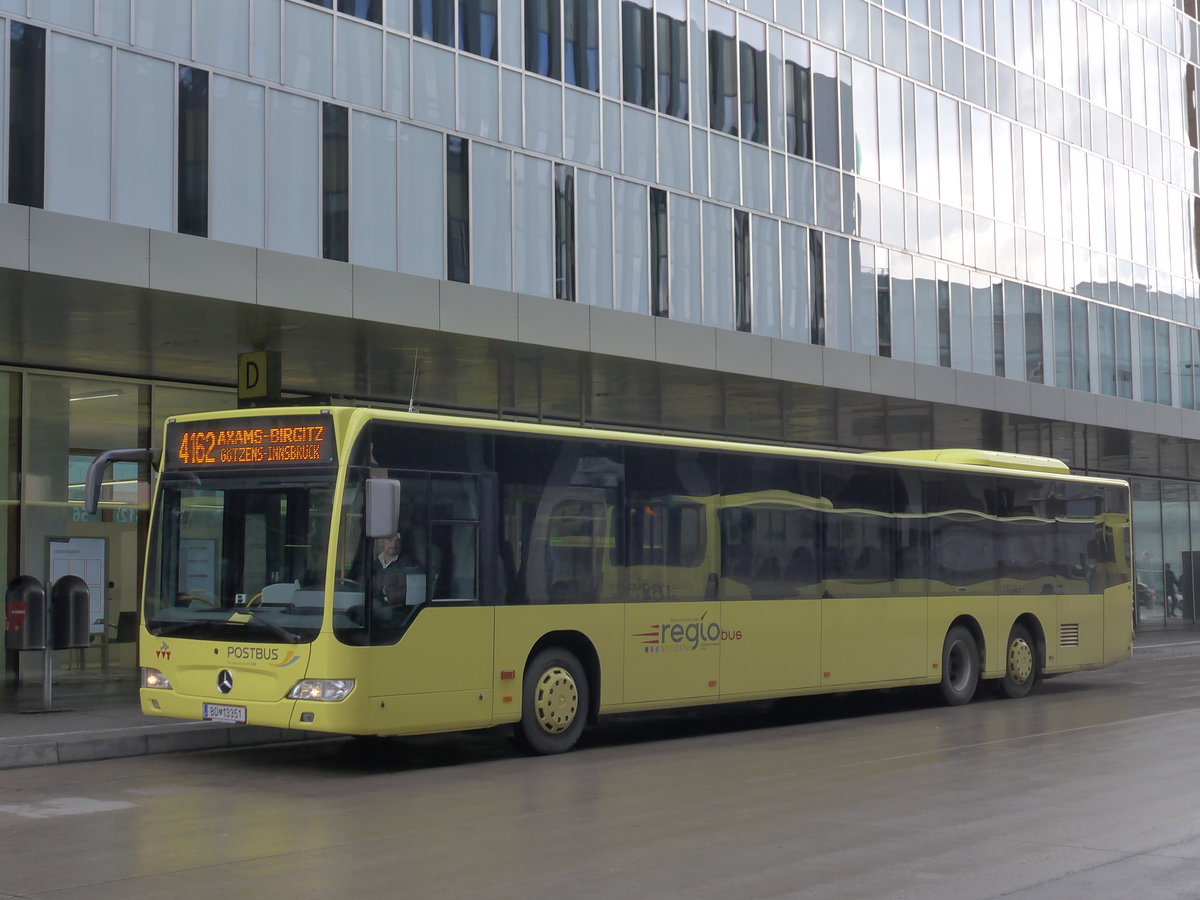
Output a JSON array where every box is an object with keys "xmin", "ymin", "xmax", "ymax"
[
  {"xmin": 716, "ymin": 503, "xmax": 823, "ymax": 697},
  {"xmin": 367, "ymin": 472, "xmax": 495, "ymax": 733},
  {"xmin": 819, "ymin": 466, "xmax": 927, "ymax": 687}
]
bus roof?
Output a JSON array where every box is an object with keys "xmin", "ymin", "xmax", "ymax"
[
  {"xmin": 166, "ymin": 405, "xmax": 1123, "ymax": 486},
  {"xmin": 860, "ymin": 449, "xmax": 1071, "ymax": 475}
]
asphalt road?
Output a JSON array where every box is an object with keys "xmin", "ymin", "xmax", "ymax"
[{"xmin": 3, "ymin": 654, "xmax": 1200, "ymax": 899}]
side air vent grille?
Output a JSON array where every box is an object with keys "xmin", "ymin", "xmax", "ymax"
[{"xmin": 1060, "ymin": 623, "xmax": 1080, "ymax": 647}]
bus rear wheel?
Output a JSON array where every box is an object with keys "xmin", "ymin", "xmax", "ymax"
[
  {"xmin": 515, "ymin": 648, "xmax": 588, "ymax": 755},
  {"xmin": 992, "ymin": 623, "xmax": 1041, "ymax": 699},
  {"xmin": 939, "ymin": 625, "xmax": 979, "ymax": 706}
]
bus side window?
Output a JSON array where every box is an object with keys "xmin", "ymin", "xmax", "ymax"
[{"xmin": 431, "ymin": 475, "xmax": 480, "ymax": 602}]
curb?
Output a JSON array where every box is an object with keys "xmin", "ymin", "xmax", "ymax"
[
  {"xmin": 1132, "ymin": 638, "xmax": 1200, "ymax": 660},
  {"xmin": 0, "ymin": 721, "xmax": 319, "ymax": 771}
]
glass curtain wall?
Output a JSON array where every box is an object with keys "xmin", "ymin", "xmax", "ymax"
[{"xmin": 5, "ymin": 372, "xmax": 235, "ymax": 687}]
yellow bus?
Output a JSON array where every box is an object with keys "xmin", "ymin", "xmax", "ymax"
[{"xmin": 86, "ymin": 406, "xmax": 1133, "ymax": 754}]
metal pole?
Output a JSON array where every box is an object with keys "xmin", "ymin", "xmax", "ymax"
[{"xmin": 41, "ymin": 591, "xmax": 52, "ymax": 711}]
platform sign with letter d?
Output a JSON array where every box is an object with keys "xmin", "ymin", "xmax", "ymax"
[{"xmin": 238, "ymin": 350, "xmax": 280, "ymax": 404}]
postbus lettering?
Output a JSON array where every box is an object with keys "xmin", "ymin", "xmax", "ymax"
[{"xmin": 227, "ymin": 646, "xmax": 281, "ymax": 662}]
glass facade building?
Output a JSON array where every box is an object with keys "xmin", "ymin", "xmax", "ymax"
[{"xmin": 2, "ymin": 0, "xmax": 1200, "ymax": 690}]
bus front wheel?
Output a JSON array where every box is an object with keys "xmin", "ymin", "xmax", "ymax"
[
  {"xmin": 515, "ymin": 648, "xmax": 588, "ymax": 755},
  {"xmin": 939, "ymin": 625, "xmax": 980, "ymax": 706},
  {"xmin": 991, "ymin": 623, "xmax": 1041, "ymax": 699}
]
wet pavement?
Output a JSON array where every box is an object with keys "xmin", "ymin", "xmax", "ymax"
[{"xmin": 0, "ymin": 626, "xmax": 1196, "ymax": 771}]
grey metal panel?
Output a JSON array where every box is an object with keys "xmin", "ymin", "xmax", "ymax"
[
  {"xmin": 1153, "ymin": 404, "xmax": 1184, "ymax": 439},
  {"xmin": 913, "ymin": 362, "xmax": 958, "ymax": 406},
  {"xmin": 591, "ymin": 306, "xmax": 654, "ymax": 360},
  {"xmin": 352, "ymin": 266, "xmax": 439, "ymax": 330},
  {"xmin": 29, "ymin": 209, "xmax": 148, "ymax": 287},
  {"xmin": 771, "ymin": 339, "xmax": 824, "ymax": 386},
  {"xmin": 0, "ymin": 204, "xmax": 30, "ymax": 271},
  {"xmin": 1125, "ymin": 400, "xmax": 1158, "ymax": 436},
  {"xmin": 150, "ymin": 230, "xmax": 256, "ymax": 304},
  {"xmin": 655, "ymin": 317, "xmax": 716, "ymax": 370},
  {"xmin": 1063, "ymin": 388, "xmax": 1100, "ymax": 426},
  {"xmin": 517, "ymin": 292, "xmax": 590, "ymax": 352},
  {"xmin": 715, "ymin": 329, "xmax": 772, "ymax": 378},
  {"xmin": 870, "ymin": 355, "xmax": 917, "ymax": 399},
  {"xmin": 822, "ymin": 346, "xmax": 872, "ymax": 393},
  {"xmin": 256, "ymin": 247, "xmax": 352, "ymax": 316},
  {"xmin": 440, "ymin": 280, "xmax": 518, "ymax": 341},
  {"xmin": 993, "ymin": 377, "xmax": 1033, "ymax": 417},
  {"xmin": 954, "ymin": 369, "xmax": 995, "ymax": 411},
  {"xmin": 1029, "ymin": 384, "xmax": 1068, "ymax": 423},
  {"xmin": 1094, "ymin": 394, "xmax": 1128, "ymax": 431},
  {"xmin": 1182, "ymin": 411, "xmax": 1200, "ymax": 442}
]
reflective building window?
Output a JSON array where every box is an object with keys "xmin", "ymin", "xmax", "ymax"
[
  {"xmin": 321, "ymin": 103, "xmax": 349, "ymax": 262},
  {"xmin": 707, "ymin": 3, "xmax": 737, "ymax": 137},
  {"xmin": 621, "ymin": 0, "xmax": 654, "ymax": 110},
  {"xmin": 656, "ymin": 0, "xmax": 688, "ymax": 120},
  {"xmin": 525, "ymin": 0, "xmax": 561, "ymax": 79},
  {"xmin": 554, "ymin": 163, "xmax": 576, "ymax": 302},
  {"xmin": 178, "ymin": 66, "xmax": 210, "ymax": 238},
  {"xmin": 564, "ymin": 0, "xmax": 599, "ymax": 91},
  {"xmin": 447, "ymin": 135, "xmax": 470, "ymax": 283}
]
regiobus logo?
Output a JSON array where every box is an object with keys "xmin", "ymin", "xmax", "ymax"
[{"xmin": 633, "ymin": 611, "xmax": 742, "ymax": 653}]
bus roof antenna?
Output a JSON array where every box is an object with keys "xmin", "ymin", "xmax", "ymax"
[{"xmin": 408, "ymin": 352, "xmax": 421, "ymax": 413}]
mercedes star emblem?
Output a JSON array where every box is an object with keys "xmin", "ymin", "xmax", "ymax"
[{"xmin": 217, "ymin": 669, "xmax": 234, "ymax": 694}]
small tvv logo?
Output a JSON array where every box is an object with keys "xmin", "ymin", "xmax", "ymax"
[
  {"xmin": 633, "ymin": 611, "xmax": 742, "ymax": 653},
  {"xmin": 155, "ymin": 641, "xmax": 171, "ymax": 660}
]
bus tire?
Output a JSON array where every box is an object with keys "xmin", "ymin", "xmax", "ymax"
[
  {"xmin": 939, "ymin": 625, "xmax": 979, "ymax": 706},
  {"xmin": 515, "ymin": 648, "xmax": 588, "ymax": 755},
  {"xmin": 992, "ymin": 623, "xmax": 1041, "ymax": 699}
]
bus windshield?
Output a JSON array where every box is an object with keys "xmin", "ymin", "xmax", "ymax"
[{"xmin": 144, "ymin": 470, "xmax": 337, "ymax": 643}]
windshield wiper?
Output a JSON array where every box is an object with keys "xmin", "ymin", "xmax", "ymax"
[
  {"xmin": 148, "ymin": 619, "xmax": 200, "ymax": 637},
  {"xmin": 232, "ymin": 609, "xmax": 302, "ymax": 643}
]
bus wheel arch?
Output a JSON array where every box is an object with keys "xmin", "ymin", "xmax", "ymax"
[
  {"xmin": 990, "ymin": 616, "xmax": 1043, "ymax": 699},
  {"xmin": 514, "ymin": 632, "xmax": 599, "ymax": 755},
  {"xmin": 939, "ymin": 621, "xmax": 981, "ymax": 706}
]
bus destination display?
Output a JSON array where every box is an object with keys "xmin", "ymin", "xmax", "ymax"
[{"xmin": 166, "ymin": 415, "xmax": 336, "ymax": 469}]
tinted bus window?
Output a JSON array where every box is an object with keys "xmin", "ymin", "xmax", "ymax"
[
  {"xmin": 924, "ymin": 471, "xmax": 995, "ymax": 596},
  {"xmin": 495, "ymin": 435, "xmax": 622, "ymax": 605},
  {"xmin": 1056, "ymin": 481, "xmax": 1104, "ymax": 594},
  {"xmin": 624, "ymin": 445, "xmax": 716, "ymax": 602},
  {"xmin": 821, "ymin": 463, "xmax": 900, "ymax": 597},
  {"xmin": 995, "ymin": 476, "xmax": 1057, "ymax": 594},
  {"xmin": 719, "ymin": 454, "xmax": 821, "ymax": 600}
]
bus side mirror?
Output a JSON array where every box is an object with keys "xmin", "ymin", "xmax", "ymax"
[
  {"xmin": 365, "ymin": 478, "xmax": 402, "ymax": 539},
  {"xmin": 84, "ymin": 448, "xmax": 158, "ymax": 515}
]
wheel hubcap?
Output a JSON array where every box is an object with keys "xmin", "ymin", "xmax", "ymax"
[
  {"xmin": 533, "ymin": 666, "xmax": 578, "ymax": 735},
  {"xmin": 1008, "ymin": 638, "xmax": 1034, "ymax": 685}
]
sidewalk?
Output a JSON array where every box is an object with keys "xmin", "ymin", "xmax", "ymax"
[
  {"xmin": 2, "ymin": 627, "xmax": 1199, "ymax": 770},
  {"xmin": 0, "ymin": 676, "xmax": 319, "ymax": 770}
]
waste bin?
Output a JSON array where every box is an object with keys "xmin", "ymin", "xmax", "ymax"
[{"xmin": 5, "ymin": 574, "xmax": 46, "ymax": 651}]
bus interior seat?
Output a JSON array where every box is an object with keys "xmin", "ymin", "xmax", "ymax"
[
  {"xmin": 550, "ymin": 580, "xmax": 579, "ymax": 603},
  {"xmin": 823, "ymin": 547, "xmax": 846, "ymax": 577},
  {"xmin": 786, "ymin": 547, "xmax": 814, "ymax": 578},
  {"xmin": 755, "ymin": 555, "xmax": 781, "ymax": 581},
  {"xmin": 260, "ymin": 582, "xmax": 299, "ymax": 606},
  {"xmin": 109, "ymin": 610, "xmax": 137, "ymax": 643}
]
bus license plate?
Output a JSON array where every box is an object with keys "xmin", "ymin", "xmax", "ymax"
[{"xmin": 203, "ymin": 703, "xmax": 246, "ymax": 723}]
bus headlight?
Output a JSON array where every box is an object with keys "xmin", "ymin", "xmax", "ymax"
[
  {"xmin": 142, "ymin": 668, "xmax": 172, "ymax": 689},
  {"xmin": 287, "ymin": 679, "xmax": 355, "ymax": 702}
]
